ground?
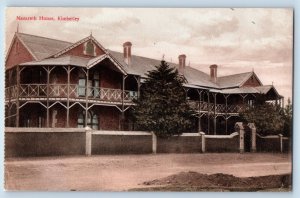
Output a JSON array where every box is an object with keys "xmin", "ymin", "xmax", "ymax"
[{"xmin": 4, "ymin": 153, "xmax": 291, "ymax": 191}]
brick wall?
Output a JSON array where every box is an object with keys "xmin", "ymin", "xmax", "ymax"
[
  {"xmin": 242, "ymin": 74, "xmax": 261, "ymax": 87},
  {"xmin": 205, "ymin": 135, "xmax": 240, "ymax": 152},
  {"xmin": 99, "ymin": 106, "xmax": 121, "ymax": 130},
  {"xmin": 6, "ymin": 37, "xmax": 35, "ymax": 69},
  {"xmin": 157, "ymin": 135, "xmax": 202, "ymax": 153},
  {"xmin": 92, "ymin": 134, "xmax": 152, "ymax": 154},
  {"xmin": 60, "ymin": 40, "xmax": 105, "ymax": 58},
  {"xmin": 5, "ymin": 128, "xmax": 86, "ymax": 157}
]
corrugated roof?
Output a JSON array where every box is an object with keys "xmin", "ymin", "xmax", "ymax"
[
  {"xmin": 217, "ymin": 72, "xmax": 253, "ymax": 88},
  {"xmin": 219, "ymin": 87, "xmax": 259, "ymax": 94},
  {"xmin": 20, "ymin": 55, "xmax": 90, "ymax": 67},
  {"xmin": 108, "ymin": 50, "xmax": 218, "ymax": 88},
  {"xmin": 15, "ymin": 33, "xmax": 269, "ymax": 92},
  {"xmin": 255, "ymin": 85, "xmax": 274, "ymax": 94},
  {"xmin": 16, "ymin": 33, "xmax": 72, "ymax": 60}
]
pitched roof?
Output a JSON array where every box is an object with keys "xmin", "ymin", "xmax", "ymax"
[
  {"xmin": 11, "ymin": 32, "xmax": 268, "ymax": 91},
  {"xmin": 20, "ymin": 55, "xmax": 91, "ymax": 67},
  {"xmin": 107, "ymin": 50, "xmax": 218, "ymax": 88},
  {"xmin": 16, "ymin": 33, "xmax": 72, "ymax": 60},
  {"xmin": 217, "ymin": 72, "xmax": 253, "ymax": 88}
]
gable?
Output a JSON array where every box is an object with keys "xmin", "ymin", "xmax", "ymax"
[
  {"xmin": 5, "ymin": 36, "xmax": 35, "ymax": 69},
  {"xmin": 241, "ymin": 73, "xmax": 262, "ymax": 87},
  {"xmin": 58, "ymin": 39, "xmax": 105, "ymax": 58}
]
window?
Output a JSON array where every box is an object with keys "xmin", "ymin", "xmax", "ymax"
[
  {"xmin": 88, "ymin": 111, "xmax": 99, "ymax": 130},
  {"xmin": 78, "ymin": 70, "xmax": 86, "ymax": 97},
  {"xmin": 77, "ymin": 110, "xmax": 99, "ymax": 130},
  {"xmin": 84, "ymin": 41, "xmax": 96, "ymax": 56},
  {"xmin": 77, "ymin": 111, "xmax": 85, "ymax": 128},
  {"xmin": 92, "ymin": 71, "xmax": 100, "ymax": 98}
]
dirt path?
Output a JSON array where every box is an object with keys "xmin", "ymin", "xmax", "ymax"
[{"xmin": 4, "ymin": 153, "xmax": 292, "ymax": 191}]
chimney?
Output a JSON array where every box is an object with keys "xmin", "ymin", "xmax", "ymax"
[
  {"xmin": 123, "ymin": 41, "xmax": 132, "ymax": 65},
  {"xmin": 178, "ymin": 54, "xmax": 186, "ymax": 75},
  {"xmin": 210, "ymin": 64, "xmax": 218, "ymax": 83}
]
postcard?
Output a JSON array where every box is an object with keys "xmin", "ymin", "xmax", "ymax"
[{"xmin": 4, "ymin": 7, "xmax": 293, "ymax": 191}]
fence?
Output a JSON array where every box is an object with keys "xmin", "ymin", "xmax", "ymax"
[{"xmin": 4, "ymin": 124, "xmax": 290, "ymax": 157}]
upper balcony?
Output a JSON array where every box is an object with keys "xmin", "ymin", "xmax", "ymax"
[
  {"xmin": 188, "ymin": 100, "xmax": 246, "ymax": 115},
  {"xmin": 5, "ymin": 84, "xmax": 138, "ymax": 105}
]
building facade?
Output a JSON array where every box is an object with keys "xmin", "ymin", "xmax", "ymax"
[{"xmin": 5, "ymin": 32, "xmax": 284, "ymax": 134}]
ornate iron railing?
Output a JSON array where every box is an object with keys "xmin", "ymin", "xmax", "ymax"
[
  {"xmin": 5, "ymin": 84, "xmax": 138, "ymax": 102},
  {"xmin": 188, "ymin": 100, "xmax": 246, "ymax": 114}
]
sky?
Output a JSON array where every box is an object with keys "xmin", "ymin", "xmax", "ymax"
[{"xmin": 5, "ymin": 8, "xmax": 293, "ymax": 103}]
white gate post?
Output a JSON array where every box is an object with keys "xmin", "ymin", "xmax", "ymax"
[
  {"xmin": 248, "ymin": 123, "xmax": 257, "ymax": 152},
  {"xmin": 279, "ymin": 134, "xmax": 283, "ymax": 153},
  {"xmin": 152, "ymin": 132, "xmax": 157, "ymax": 154},
  {"xmin": 235, "ymin": 122, "xmax": 245, "ymax": 153},
  {"xmin": 199, "ymin": 132, "xmax": 206, "ymax": 153},
  {"xmin": 85, "ymin": 128, "xmax": 92, "ymax": 156}
]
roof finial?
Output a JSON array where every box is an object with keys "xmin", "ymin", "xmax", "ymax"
[
  {"xmin": 162, "ymin": 54, "xmax": 165, "ymax": 61},
  {"xmin": 272, "ymin": 81, "xmax": 274, "ymax": 85},
  {"xmin": 252, "ymin": 67, "xmax": 254, "ymax": 72},
  {"xmin": 90, "ymin": 30, "xmax": 93, "ymax": 36}
]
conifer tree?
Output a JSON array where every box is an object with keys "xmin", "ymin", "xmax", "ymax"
[{"xmin": 133, "ymin": 60, "xmax": 194, "ymax": 138}]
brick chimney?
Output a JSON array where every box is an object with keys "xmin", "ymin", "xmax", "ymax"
[
  {"xmin": 123, "ymin": 41, "xmax": 132, "ymax": 65},
  {"xmin": 210, "ymin": 64, "xmax": 218, "ymax": 83},
  {"xmin": 178, "ymin": 54, "xmax": 186, "ymax": 75}
]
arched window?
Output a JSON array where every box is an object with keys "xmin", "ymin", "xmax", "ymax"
[
  {"xmin": 77, "ymin": 110, "xmax": 99, "ymax": 129},
  {"xmin": 84, "ymin": 41, "xmax": 96, "ymax": 56},
  {"xmin": 77, "ymin": 111, "xmax": 85, "ymax": 128},
  {"xmin": 88, "ymin": 111, "xmax": 99, "ymax": 130}
]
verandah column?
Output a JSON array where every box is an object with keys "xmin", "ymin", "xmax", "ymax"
[
  {"xmin": 224, "ymin": 94, "xmax": 229, "ymax": 134},
  {"xmin": 85, "ymin": 69, "xmax": 89, "ymax": 127},
  {"xmin": 66, "ymin": 65, "xmax": 70, "ymax": 128},
  {"xmin": 16, "ymin": 65, "xmax": 20, "ymax": 127},
  {"xmin": 207, "ymin": 91, "xmax": 210, "ymax": 134},
  {"xmin": 197, "ymin": 90, "xmax": 203, "ymax": 132},
  {"xmin": 121, "ymin": 75, "xmax": 127, "ymax": 130},
  {"xmin": 213, "ymin": 93, "xmax": 217, "ymax": 135}
]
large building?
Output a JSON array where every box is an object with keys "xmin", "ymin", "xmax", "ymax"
[{"xmin": 5, "ymin": 32, "xmax": 283, "ymax": 134}]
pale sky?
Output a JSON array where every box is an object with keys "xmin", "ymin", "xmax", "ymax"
[{"xmin": 5, "ymin": 8, "xmax": 293, "ymax": 103}]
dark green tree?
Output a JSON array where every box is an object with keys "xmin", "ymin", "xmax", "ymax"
[
  {"xmin": 133, "ymin": 60, "xmax": 194, "ymax": 138},
  {"xmin": 282, "ymin": 98, "xmax": 292, "ymax": 137},
  {"xmin": 240, "ymin": 94, "xmax": 284, "ymax": 136}
]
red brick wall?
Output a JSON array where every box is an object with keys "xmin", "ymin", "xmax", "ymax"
[
  {"xmin": 19, "ymin": 103, "xmax": 46, "ymax": 127},
  {"xmin": 69, "ymin": 106, "xmax": 121, "ymax": 130},
  {"xmin": 6, "ymin": 37, "xmax": 35, "ymax": 69},
  {"xmin": 50, "ymin": 104, "xmax": 67, "ymax": 128},
  {"xmin": 242, "ymin": 74, "xmax": 261, "ymax": 87},
  {"xmin": 100, "ymin": 67, "xmax": 122, "ymax": 89},
  {"xmin": 59, "ymin": 40, "xmax": 105, "ymax": 58},
  {"xmin": 99, "ymin": 106, "xmax": 121, "ymax": 130}
]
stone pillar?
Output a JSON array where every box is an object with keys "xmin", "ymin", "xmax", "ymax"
[
  {"xmin": 235, "ymin": 122, "xmax": 245, "ymax": 153},
  {"xmin": 248, "ymin": 123, "xmax": 256, "ymax": 152},
  {"xmin": 279, "ymin": 134, "xmax": 283, "ymax": 153},
  {"xmin": 85, "ymin": 129, "xmax": 92, "ymax": 156},
  {"xmin": 199, "ymin": 132, "xmax": 206, "ymax": 153},
  {"xmin": 152, "ymin": 132, "xmax": 157, "ymax": 154}
]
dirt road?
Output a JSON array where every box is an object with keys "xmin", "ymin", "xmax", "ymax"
[{"xmin": 4, "ymin": 153, "xmax": 291, "ymax": 191}]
